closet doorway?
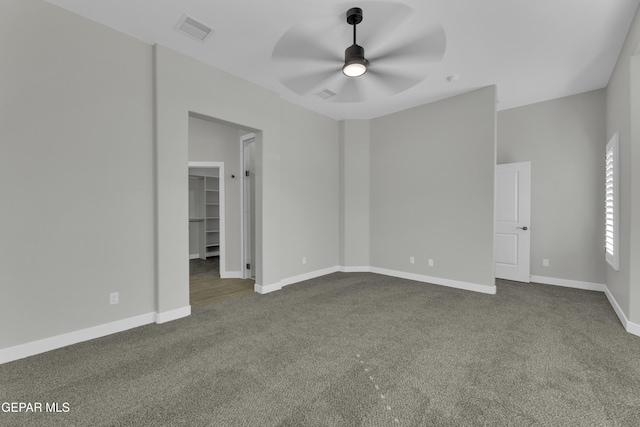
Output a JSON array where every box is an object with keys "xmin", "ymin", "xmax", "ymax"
[
  {"xmin": 188, "ymin": 162, "xmax": 254, "ymax": 307},
  {"xmin": 188, "ymin": 163, "xmax": 224, "ymax": 277},
  {"xmin": 186, "ymin": 114, "xmax": 259, "ymax": 307}
]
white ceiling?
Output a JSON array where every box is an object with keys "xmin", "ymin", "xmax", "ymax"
[{"xmin": 44, "ymin": 0, "xmax": 640, "ymax": 120}]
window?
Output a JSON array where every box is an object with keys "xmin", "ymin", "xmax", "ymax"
[{"xmin": 605, "ymin": 133, "xmax": 619, "ymax": 270}]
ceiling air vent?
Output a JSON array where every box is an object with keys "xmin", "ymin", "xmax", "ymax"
[
  {"xmin": 174, "ymin": 14, "xmax": 214, "ymax": 43},
  {"xmin": 315, "ymin": 89, "xmax": 337, "ymax": 100}
]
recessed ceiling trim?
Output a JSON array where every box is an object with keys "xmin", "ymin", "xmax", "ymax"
[{"xmin": 174, "ymin": 14, "xmax": 214, "ymax": 43}]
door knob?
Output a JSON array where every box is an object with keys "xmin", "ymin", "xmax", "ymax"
[{"xmin": 517, "ymin": 226, "xmax": 528, "ymax": 231}]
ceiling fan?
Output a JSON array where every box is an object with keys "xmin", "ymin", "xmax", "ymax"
[
  {"xmin": 342, "ymin": 7, "xmax": 368, "ymax": 77},
  {"xmin": 271, "ymin": 2, "xmax": 447, "ymax": 103}
]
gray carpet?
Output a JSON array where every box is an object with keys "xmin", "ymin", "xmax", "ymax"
[{"xmin": 2, "ymin": 273, "xmax": 640, "ymax": 426}]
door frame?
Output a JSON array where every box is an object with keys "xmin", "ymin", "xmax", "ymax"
[
  {"xmin": 188, "ymin": 161, "xmax": 226, "ymax": 278},
  {"xmin": 240, "ymin": 133, "xmax": 256, "ymax": 279}
]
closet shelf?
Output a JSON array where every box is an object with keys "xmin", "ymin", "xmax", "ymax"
[{"xmin": 189, "ymin": 173, "xmax": 221, "ymax": 261}]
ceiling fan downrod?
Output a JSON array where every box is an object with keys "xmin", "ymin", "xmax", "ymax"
[{"xmin": 343, "ymin": 7, "xmax": 369, "ymax": 77}]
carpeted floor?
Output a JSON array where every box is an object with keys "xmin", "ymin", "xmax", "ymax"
[{"xmin": 2, "ymin": 273, "xmax": 640, "ymax": 426}]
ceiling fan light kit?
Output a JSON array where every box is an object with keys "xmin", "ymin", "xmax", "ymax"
[
  {"xmin": 342, "ymin": 7, "xmax": 368, "ymax": 77},
  {"xmin": 343, "ymin": 45, "xmax": 369, "ymax": 77}
]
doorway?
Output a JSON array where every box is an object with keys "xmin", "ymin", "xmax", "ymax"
[
  {"xmin": 184, "ymin": 114, "xmax": 260, "ymax": 307},
  {"xmin": 187, "ymin": 161, "xmax": 254, "ymax": 307},
  {"xmin": 188, "ymin": 163, "xmax": 224, "ymax": 278}
]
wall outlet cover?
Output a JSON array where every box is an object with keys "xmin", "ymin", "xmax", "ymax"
[{"xmin": 110, "ymin": 292, "xmax": 119, "ymax": 305}]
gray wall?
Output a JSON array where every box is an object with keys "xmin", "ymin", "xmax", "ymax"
[
  {"xmin": 188, "ymin": 116, "xmax": 243, "ymax": 273},
  {"xmin": 606, "ymin": 5, "xmax": 640, "ymax": 323},
  {"xmin": 279, "ymin": 100, "xmax": 340, "ymax": 278},
  {"xmin": 0, "ymin": 0, "xmax": 154, "ymax": 348},
  {"xmin": 498, "ymin": 90, "xmax": 606, "ymax": 285},
  {"xmin": 339, "ymin": 120, "xmax": 371, "ymax": 268},
  {"xmin": 632, "ymin": 53, "xmax": 640, "ymax": 325},
  {"xmin": 370, "ymin": 87, "xmax": 497, "ymax": 289}
]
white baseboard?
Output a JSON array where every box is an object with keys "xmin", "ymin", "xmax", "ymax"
[
  {"xmin": 221, "ymin": 271, "xmax": 242, "ymax": 279},
  {"xmin": 530, "ymin": 275, "xmax": 607, "ymax": 292},
  {"xmin": 254, "ymin": 282, "xmax": 282, "ymax": 294},
  {"xmin": 603, "ymin": 287, "xmax": 640, "ymax": 337},
  {"xmin": 280, "ymin": 266, "xmax": 340, "ymax": 287},
  {"xmin": 1, "ymin": 306, "xmax": 193, "ymax": 364},
  {"xmin": 257, "ymin": 265, "xmax": 496, "ymax": 295},
  {"xmin": 533, "ymin": 276, "xmax": 640, "ymax": 339},
  {"xmin": 371, "ymin": 267, "xmax": 497, "ymax": 295},
  {"xmin": 627, "ymin": 319, "xmax": 640, "ymax": 337},
  {"xmin": 604, "ymin": 286, "xmax": 630, "ymax": 332},
  {"xmin": 0, "ymin": 312, "xmax": 156, "ymax": 365},
  {"xmin": 256, "ymin": 266, "xmax": 342, "ymax": 295},
  {"xmin": 339, "ymin": 266, "xmax": 372, "ymax": 273},
  {"xmin": 189, "ymin": 254, "xmax": 200, "ymax": 260},
  {"xmin": 155, "ymin": 305, "xmax": 191, "ymax": 324}
]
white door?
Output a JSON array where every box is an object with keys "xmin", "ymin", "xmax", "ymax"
[{"xmin": 495, "ymin": 162, "xmax": 531, "ymax": 282}]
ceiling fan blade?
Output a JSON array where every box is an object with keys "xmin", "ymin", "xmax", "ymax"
[
  {"xmin": 274, "ymin": 56, "xmax": 341, "ymax": 73},
  {"xmin": 272, "ymin": 23, "xmax": 342, "ymax": 64},
  {"xmin": 368, "ymin": 27, "xmax": 447, "ymax": 65},
  {"xmin": 356, "ymin": 2, "xmax": 415, "ymax": 49},
  {"xmin": 364, "ymin": 68, "xmax": 424, "ymax": 97},
  {"xmin": 367, "ymin": 63, "xmax": 425, "ymax": 80},
  {"xmin": 279, "ymin": 68, "xmax": 341, "ymax": 95},
  {"xmin": 273, "ymin": 41, "xmax": 341, "ymax": 64}
]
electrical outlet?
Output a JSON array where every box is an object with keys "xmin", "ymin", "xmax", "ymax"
[
  {"xmin": 302, "ymin": 257, "xmax": 307, "ymax": 265},
  {"xmin": 543, "ymin": 259, "xmax": 549, "ymax": 267},
  {"xmin": 110, "ymin": 292, "xmax": 119, "ymax": 305},
  {"xmin": 410, "ymin": 256, "xmax": 415, "ymax": 264},
  {"xmin": 428, "ymin": 259, "xmax": 434, "ymax": 267}
]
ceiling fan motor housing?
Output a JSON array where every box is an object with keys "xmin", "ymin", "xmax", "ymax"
[
  {"xmin": 344, "ymin": 44, "xmax": 367, "ymax": 64},
  {"xmin": 346, "ymin": 7, "xmax": 363, "ymax": 25}
]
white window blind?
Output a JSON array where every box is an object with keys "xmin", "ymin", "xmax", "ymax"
[{"xmin": 605, "ymin": 133, "xmax": 619, "ymax": 270}]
